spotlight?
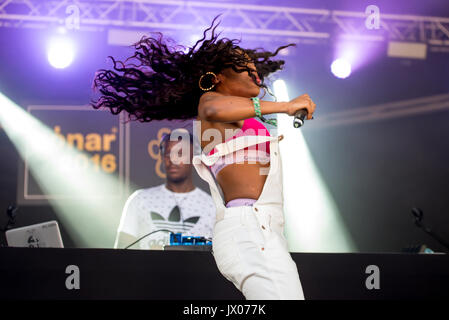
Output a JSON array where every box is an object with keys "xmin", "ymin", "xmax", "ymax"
[
  {"xmin": 331, "ymin": 58, "xmax": 352, "ymax": 79},
  {"xmin": 47, "ymin": 37, "xmax": 75, "ymax": 69}
]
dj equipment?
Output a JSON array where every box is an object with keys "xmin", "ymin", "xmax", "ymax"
[{"xmin": 169, "ymin": 233, "xmax": 212, "ymax": 246}]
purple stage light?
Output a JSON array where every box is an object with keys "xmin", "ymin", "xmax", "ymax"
[
  {"xmin": 47, "ymin": 37, "xmax": 75, "ymax": 69},
  {"xmin": 331, "ymin": 58, "xmax": 352, "ymax": 79}
]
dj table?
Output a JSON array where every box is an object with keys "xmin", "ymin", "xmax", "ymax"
[{"xmin": 0, "ymin": 247, "xmax": 448, "ymax": 300}]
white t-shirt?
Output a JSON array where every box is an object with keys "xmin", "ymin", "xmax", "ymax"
[{"xmin": 116, "ymin": 184, "xmax": 216, "ymax": 249}]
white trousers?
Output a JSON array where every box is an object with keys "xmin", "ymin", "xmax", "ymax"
[
  {"xmin": 193, "ymin": 134, "xmax": 305, "ymax": 300},
  {"xmin": 213, "ymin": 205, "xmax": 305, "ymax": 300}
]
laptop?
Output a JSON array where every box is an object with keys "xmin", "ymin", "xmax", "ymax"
[{"xmin": 5, "ymin": 220, "xmax": 64, "ymax": 248}]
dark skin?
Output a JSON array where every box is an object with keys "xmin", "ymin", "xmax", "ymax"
[
  {"xmin": 196, "ymin": 54, "xmax": 316, "ymax": 203},
  {"xmin": 163, "ymin": 140, "xmax": 195, "ymax": 193}
]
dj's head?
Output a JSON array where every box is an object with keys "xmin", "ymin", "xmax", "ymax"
[{"xmin": 159, "ymin": 128, "xmax": 194, "ymax": 183}]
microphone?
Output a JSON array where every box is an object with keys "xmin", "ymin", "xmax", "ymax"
[{"xmin": 293, "ymin": 109, "xmax": 308, "ymax": 128}]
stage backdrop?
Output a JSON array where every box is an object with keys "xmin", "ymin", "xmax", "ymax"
[{"xmin": 17, "ymin": 105, "xmax": 213, "ymax": 203}]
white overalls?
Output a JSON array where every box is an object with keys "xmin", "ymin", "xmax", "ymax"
[{"xmin": 192, "ymin": 134, "xmax": 305, "ymax": 300}]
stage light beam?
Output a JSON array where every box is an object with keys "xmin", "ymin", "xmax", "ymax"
[
  {"xmin": 273, "ymin": 79, "xmax": 356, "ymax": 252},
  {"xmin": 0, "ymin": 92, "xmax": 125, "ymax": 248}
]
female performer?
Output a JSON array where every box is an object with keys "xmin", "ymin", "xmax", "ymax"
[{"xmin": 92, "ymin": 15, "xmax": 316, "ymax": 299}]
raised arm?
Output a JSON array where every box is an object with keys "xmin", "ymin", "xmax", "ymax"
[
  {"xmin": 198, "ymin": 91, "xmax": 287, "ymax": 122},
  {"xmin": 198, "ymin": 91, "xmax": 316, "ymax": 122}
]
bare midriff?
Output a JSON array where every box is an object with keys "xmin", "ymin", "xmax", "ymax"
[{"xmin": 197, "ymin": 116, "xmax": 270, "ymax": 204}]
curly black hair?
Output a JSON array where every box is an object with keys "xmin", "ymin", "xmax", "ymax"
[{"xmin": 91, "ymin": 14, "xmax": 295, "ymax": 123}]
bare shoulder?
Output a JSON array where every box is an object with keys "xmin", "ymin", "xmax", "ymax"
[
  {"xmin": 199, "ymin": 91, "xmax": 223, "ymax": 104},
  {"xmin": 198, "ymin": 91, "xmax": 224, "ymax": 120}
]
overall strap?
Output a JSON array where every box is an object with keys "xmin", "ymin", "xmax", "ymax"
[{"xmin": 192, "ymin": 134, "xmax": 284, "ymax": 214}]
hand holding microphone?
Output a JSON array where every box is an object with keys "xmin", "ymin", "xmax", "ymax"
[{"xmin": 286, "ymin": 94, "xmax": 316, "ymax": 128}]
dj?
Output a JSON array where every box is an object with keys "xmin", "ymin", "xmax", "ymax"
[{"xmin": 114, "ymin": 129, "xmax": 216, "ymax": 249}]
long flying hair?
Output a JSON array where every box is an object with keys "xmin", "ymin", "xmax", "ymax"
[{"xmin": 91, "ymin": 15, "xmax": 295, "ymax": 122}]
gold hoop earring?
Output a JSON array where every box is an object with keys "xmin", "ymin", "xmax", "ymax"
[{"xmin": 199, "ymin": 72, "xmax": 218, "ymax": 91}]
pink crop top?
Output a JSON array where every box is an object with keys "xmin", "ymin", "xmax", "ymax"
[{"xmin": 206, "ymin": 118, "xmax": 271, "ymax": 177}]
